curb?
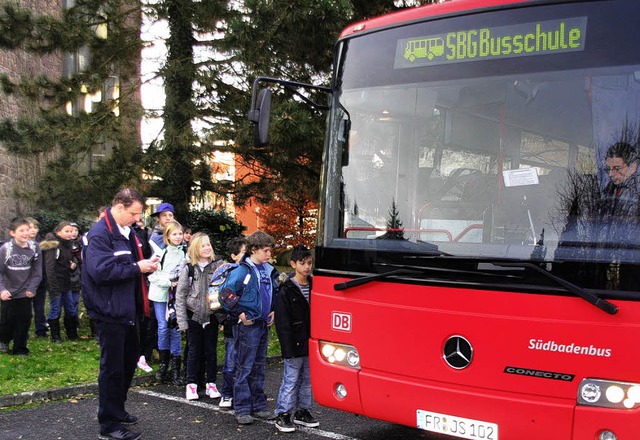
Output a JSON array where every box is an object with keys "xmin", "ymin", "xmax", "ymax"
[
  {"xmin": 0, "ymin": 374, "xmax": 155, "ymax": 409},
  {"xmin": 0, "ymin": 356, "xmax": 282, "ymax": 409}
]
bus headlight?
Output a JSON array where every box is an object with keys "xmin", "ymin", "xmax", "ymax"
[
  {"xmin": 578, "ymin": 378, "xmax": 640, "ymax": 409},
  {"xmin": 599, "ymin": 430, "xmax": 618, "ymax": 440},
  {"xmin": 319, "ymin": 341, "xmax": 360, "ymax": 369}
]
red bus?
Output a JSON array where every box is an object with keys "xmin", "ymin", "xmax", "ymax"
[{"xmin": 250, "ymin": 1, "xmax": 640, "ymax": 439}]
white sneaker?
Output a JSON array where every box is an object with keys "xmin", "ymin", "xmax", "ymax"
[
  {"xmin": 186, "ymin": 383, "xmax": 199, "ymax": 400},
  {"xmin": 206, "ymin": 382, "xmax": 221, "ymax": 399},
  {"xmin": 218, "ymin": 397, "xmax": 233, "ymax": 408},
  {"xmin": 136, "ymin": 356, "xmax": 153, "ymax": 373}
]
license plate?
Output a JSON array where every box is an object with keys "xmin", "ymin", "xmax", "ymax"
[{"xmin": 417, "ymin": 409, "xmax": 498, "ymax": 440}]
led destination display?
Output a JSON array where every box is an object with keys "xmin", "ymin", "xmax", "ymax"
[{"xmin": 395, "ymin": 17, "xmax": 587, "ymax": 68}]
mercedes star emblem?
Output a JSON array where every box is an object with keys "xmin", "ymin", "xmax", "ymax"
[{"xmin": 443, "ymin": 335, "xmax": 473, "ymax": 369}]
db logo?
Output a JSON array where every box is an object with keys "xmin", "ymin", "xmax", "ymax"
[{"xmin": 332, "ymin": 312, "xmax": 352, "ymax": 332}]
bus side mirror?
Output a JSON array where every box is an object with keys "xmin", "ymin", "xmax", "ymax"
[{"xmin": 248, "ymin": 87, "xmax": 272, "ymax": 146}]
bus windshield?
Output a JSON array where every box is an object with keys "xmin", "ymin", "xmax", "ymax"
[{"xmin": 322, "ymin": 0, "xmax": 640, "ymax": 291}]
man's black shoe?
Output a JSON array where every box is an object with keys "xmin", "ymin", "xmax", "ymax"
[
  {"xmin": 98, "ymin": 428, "xmax": 141, "ymax": 440},
  {"xmin": 120, "ymin": 413, "xmax": 138, "ymax": 425}
]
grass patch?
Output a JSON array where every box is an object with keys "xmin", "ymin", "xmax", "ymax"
[
  {"xmin": 0, "ymin": 336, "xmax": 101, "ymax": 395},
  {"xmin": 0, "ymin": 314, "xmax": 282, "ymax": 396}
]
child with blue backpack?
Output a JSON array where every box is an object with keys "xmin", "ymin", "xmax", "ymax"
[{"xmin": 220, "ymin": 231, "xmax": 279, "ymax": 425}]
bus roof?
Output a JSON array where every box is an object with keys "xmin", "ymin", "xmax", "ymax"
[{"xmin": 339, "ymin": 0, "xmax": 534, "ymax": 39}]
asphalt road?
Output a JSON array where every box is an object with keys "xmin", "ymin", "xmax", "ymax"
[{"xmin": 0, "ymin": 362, "xmax": 448, "ymax": 440}]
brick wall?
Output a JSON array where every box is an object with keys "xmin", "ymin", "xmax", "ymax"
[{"xmin": 0, "ymin": 0, "xmax": 62, "ymax": 238}]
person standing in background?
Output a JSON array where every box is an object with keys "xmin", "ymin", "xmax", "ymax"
[
  {"xmin": 0, "ymin": 217, "xmax": 42, "ymax": 356},
  {"xmin": 25, "ymin": 217, "xmax": 47, "ymax": 339},
  {"xmin": 149, "ymin": 203, "xmax": 175, "ymax": 250},
  {"xmin": 41, "ymin": 221, "xmax": 82, "ymax": 343}
]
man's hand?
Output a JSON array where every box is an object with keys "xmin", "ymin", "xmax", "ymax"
[
  {"xmin": 137, "ymin": 256, "xmax": 160, "ymax": 274},
  {"xmin": 267, "ymin": 311, "xmax": 275, "ymax": 327},
  {"xmin": 0, "ymin": 290, "xmax": 11, "ymax": 301}
]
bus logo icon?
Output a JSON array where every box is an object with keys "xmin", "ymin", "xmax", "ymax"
[
  {"xmin": 332, "ymin": 312, "xmax": 352, "ymax": 332},
  {"xmin": 443, "ymin": 335, "xmax": 473, "ymax": 369},
  {"xmin": 404, "ymin": 37, "xmax": 445, "ymax": 62}
]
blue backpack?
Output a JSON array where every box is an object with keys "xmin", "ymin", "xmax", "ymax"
[{"xmin": 208, "ymin": 262, "xmax": 245, "ymax": 312}]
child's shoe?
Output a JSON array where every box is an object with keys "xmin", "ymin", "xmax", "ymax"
[
  {"xmin": 275, "ymin": 412, "xmax": 296, "ymax": 433},
  {"xmin": 218, "ymin": 396, "xmax": 233, "ymax": 409},
  {"xmin": 136, "ymin": 355, "xmax": 153, "ymax": 373},
  {"xmin": 293, "ymin": 409, "xmax": 319, "ymax": 427},
  {"xmin": 205, "ymin": 382, "xmax": 221, "ymax": 398},
  {"xmin": 0, "ymin": 342, "xmax": 8, "ymax": 354},
  {"xmin": 185, "ymin": 383, "xmax": 199, "ymax": 400}
]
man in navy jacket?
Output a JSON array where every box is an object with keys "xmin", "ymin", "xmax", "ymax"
[{"xmin": 82, "ymin": 188, "xmax": 160, "ymax": 440}]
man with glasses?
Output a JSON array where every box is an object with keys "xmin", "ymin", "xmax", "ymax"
[
  {"xmin": 82, "ymin": 188, "xmax": 161, "ymax": 440},
  {"xmin": 600, "ymin": 141, "xmax": 639, "ymax": 215},
  {"xmin": 595, "ymin": 142, "xmax": 640, "ymax": 271}
]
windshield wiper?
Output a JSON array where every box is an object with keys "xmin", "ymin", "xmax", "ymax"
[
  {"xmin": 333, "ymin": 262, "xmax": 519, "ymax": 291},
  {"xmin": 334, "ymin": 268, "xmax": 422, "ymax": 291},
  {"xmin": 493, "ymin": 261, "xmax": 618, "ymax": 315},
  {"xmin": 408, "ymin": 255, "xmax": 618, "ymax": 315}
]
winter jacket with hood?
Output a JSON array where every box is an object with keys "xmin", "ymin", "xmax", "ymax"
[{"xmin": 40, "ymin": 233, "xmax": 81, "ymax": 294}]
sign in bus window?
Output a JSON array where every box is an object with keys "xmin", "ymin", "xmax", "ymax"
[{"xmin": 395, "ymin": 17, "xmax": 587, "ymax": 68}]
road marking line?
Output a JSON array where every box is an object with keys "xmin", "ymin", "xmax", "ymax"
[{"xmin": 136, "ymin": 389, "xmax": 361, "ymax": 440}]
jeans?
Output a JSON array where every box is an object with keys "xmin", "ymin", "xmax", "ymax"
[
  {"xmin": 0, "ymin": 297, "xmax": 32, "ymax": 355},
  {"xmin": 48, "ymin": 290, "xmax": 80, "ymax": 320},
  {"xmin": 275, "ymin": 356, "xmax": 312, "ymax": 414},
  {"xmin": 220, "ymin": 336, "xmax": 236, "ymax": 398},
  {"xmin": 95, "ymin": 320, "xmax": 139, "ymax": 434},
  {"xmin": 233, "ymin": 320, "xmax": 269, "ymax": 415},
  {"xmin": 153, "ymin": 301, "xmax": 181, "ymax": 356},
  {"xmin": 185, "ymin": 313, "xmax": 218, "ymax": 384}
]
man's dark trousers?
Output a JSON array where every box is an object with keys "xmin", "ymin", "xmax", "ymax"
[{"xmin": 96, "ymin": 319, "xmax": 139, "ymax": 434}]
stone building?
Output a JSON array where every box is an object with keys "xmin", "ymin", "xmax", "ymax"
[{"xmin": 0, "ymin": 0, "xmax": 61, "ymax": 234}]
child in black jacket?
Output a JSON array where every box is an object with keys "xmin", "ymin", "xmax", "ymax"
[{"xmin": 273, "ymin": 244, "xmax": 319, "ymax": 432}]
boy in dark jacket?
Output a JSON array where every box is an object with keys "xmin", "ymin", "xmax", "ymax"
[{"xmin": 273, "ymin": 244, "xmax": 319, "ymax": 432}]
